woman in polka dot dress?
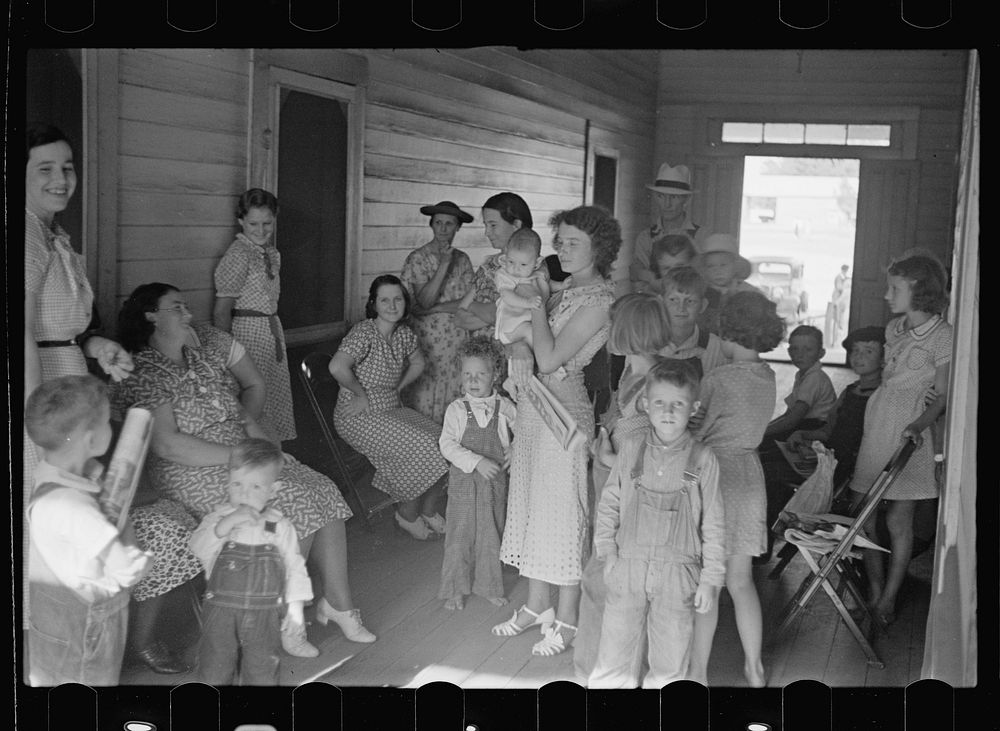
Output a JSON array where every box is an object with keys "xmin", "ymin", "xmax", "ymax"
[{"xmin": 331, "ymin": 275, "xmax": 450, "ymax": 541}]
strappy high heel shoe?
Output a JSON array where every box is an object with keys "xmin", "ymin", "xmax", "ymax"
[
  {"xmin": 491, "ymin": 605, "xmax": 555, "ymax": 637},
  {"xmin": 315, "ymin": 598, "xmax": 377, "ymax": 643},
  {"xmin": 394, "ymin": 511, "xmax": 437, "ymax": 540},
  {"xmin": 531, "ymin": 620, "xmax": 577, "ymax": 656}
]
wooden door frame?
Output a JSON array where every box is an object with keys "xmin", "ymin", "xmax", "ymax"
[{"xmin": 249, "ymin": 54, "xmax": 367, "ymax": 337}]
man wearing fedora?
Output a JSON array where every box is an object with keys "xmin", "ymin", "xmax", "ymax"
[{"xmin": 626, "ymin": 162, "xmax": 707, "ymax": 294}]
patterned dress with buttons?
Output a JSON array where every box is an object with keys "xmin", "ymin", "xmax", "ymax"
[
  {"xmin": 399, "ymin": 242, "xmax": 475, "ymax": 424},
  {"xmin": 333, "ymin": 319, "xmax": 449, "ymax": 501},
  {"xmin": 214, "ymin": 233, "xmax": 296, "ymax": 442},
  {"xmin": 23, "ymin": 209, "xmax": 95, "ymax": 620},
  {"xmin": 849, "ymin": 315, "xmax": 952, "ymax": 500},
  {"xmin": 112, "ymin": 325, "xmax": 352, "ymax": 534}
]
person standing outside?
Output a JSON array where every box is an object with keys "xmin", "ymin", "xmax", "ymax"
[{"xmin": 625, "ymin": 163, "xmax": 706, "ymax": 295}]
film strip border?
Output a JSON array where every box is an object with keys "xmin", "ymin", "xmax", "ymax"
[
  {"xmin": 23, "ymin": 679, "xmax": 962, "ymax": 729},
  {"xmin": 37, "ymin": 0, "xmax": 954, "ymax": 34}
]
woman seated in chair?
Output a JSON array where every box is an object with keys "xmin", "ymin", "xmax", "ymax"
[
  {"xmin": 329, "ymin": 275, "xmax": 450, "ymax": 541},
  {"xmin": 113, "ymin": 282, "xmax": 376, "ymax": 652}
]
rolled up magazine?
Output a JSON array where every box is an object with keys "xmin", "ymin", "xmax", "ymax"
[
  {"xmin": 99, "ymin": 407, "xmax": 154, "ymax": 531},
  {"xmin": 524, "ymin": 375, "xmax": 588, "ymax": 452}
]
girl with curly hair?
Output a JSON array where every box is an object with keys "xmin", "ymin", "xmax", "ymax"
[
  {"xmin": 493, "ymin": 206, "xmax": 620, "ymax": 658},
  {"xmin": 438, "ymin": 336, "xmax": 518, "ymax": 610},
  {"xmin": 688, "ymin": 290, "xmax": 785, "ymax": 687},
  {"xmin": 848, "ymin": 253, "xmax": 952, "ymax": 626}
]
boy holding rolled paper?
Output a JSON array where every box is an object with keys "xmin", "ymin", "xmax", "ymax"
[{"xmin": 25, "ymin": 375, "xmax": 152, "ymax": 686}]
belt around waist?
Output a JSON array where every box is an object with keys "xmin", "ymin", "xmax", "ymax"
[
  {"xmin": 232, "ymin": 309, "xmax": 276, "ymax": 318},
  {"xmin": 37, "ymin": 338, "xmax": 79, "ymax": 348}
]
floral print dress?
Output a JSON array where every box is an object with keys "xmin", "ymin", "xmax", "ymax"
[{"xmin": 400, "ymin": 242, "xmax": 475, "ymax": 423}]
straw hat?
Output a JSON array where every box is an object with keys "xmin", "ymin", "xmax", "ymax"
[
  {"xmin": 696, "ymin": 233, "xmax": 752, "ymax": 280},
  {"xmin": 645, "ymin": 163, "xmax": 695, "ymax": 195},
  {"xmin": 419, "ymin": 200, "xmax": 473, "ymax": 224}
]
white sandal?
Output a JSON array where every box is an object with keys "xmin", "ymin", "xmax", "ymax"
[
  {"xmin": 491, "ymin": 605, "xmax": 555, "ymax": 637},
  {"xmin": 531, "ymin": 620, "xmax": 577, "ymax": 656}
]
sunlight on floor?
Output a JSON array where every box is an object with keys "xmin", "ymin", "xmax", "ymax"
[{"xmin": 303, "ymin": 653, "xmax": 357, "ymax": 684}]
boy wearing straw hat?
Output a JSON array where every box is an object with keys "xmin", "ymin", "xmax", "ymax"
[
  {"xmin": 693, "ymin": 233, "xmax": 761, "ymax": 335},
  {"xmin": 626, "ymin": 163, "xmax": 705, "ymax": 294}
]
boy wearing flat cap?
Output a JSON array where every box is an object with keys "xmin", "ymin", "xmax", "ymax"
[{"xmin": 758, "ymin": 325, "xmax": 886, "ymax": 562}]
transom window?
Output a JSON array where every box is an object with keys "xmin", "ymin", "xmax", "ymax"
[{"xmin": 722, "ymin": 122, "xmax": 892, "ymax": 147}]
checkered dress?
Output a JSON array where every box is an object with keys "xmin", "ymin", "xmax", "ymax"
[
  {"xmin": 214, "ymin": 234, "xmax": 296, "ymax": 441},
  {"xmin": 23, "ymin": 209, "xmax": 95, "ymax": 621}
]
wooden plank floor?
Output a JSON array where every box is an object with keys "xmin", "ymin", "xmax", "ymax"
[
  {"xmin": 115, "ymin": 352, "xmax": 929, "ymax": 688},
  {"xmin": 119, "ymin": 515, "xmax": 931, "ymax": 688}
]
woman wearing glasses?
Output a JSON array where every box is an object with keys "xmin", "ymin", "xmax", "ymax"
[{"xmin": 114, "ymin": 283, "xmax": 376, "ymax": 664}]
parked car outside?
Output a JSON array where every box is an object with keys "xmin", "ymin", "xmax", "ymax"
[{"xmin": 746, "ymin": 256, "xmax": 809, "ymax": 326}]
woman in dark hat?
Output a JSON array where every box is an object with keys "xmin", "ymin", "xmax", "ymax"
[{"xmin": 399, "ymin": 201, "xmax": 476, "ymax": 423}]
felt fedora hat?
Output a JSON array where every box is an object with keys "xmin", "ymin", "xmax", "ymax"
[
  {"xmin": 695, "ymin": 233, "xmax": 752, "ymax": 280},
  {"xmin": 420, "ymin": 200, "xmax": 474, "ymax": 224},
  {"xmin": 645, "ymin": 163, "xmax": 695, "ymax": 195}
]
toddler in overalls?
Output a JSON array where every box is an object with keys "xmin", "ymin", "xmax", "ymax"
[
  {"xmin": 25, "ymin": 375, "xmax": 152, "ymax": 686},
  {"xmin": 190, "ymin": 438, "xmax": 314, "ymax": 685},
  {"xmin": 438, "ymin": 336, "xmax": 517, "ymax": 611},
  {"xmin": 589, "ymin": 360, "xmax": 725, "ymax": 688}
]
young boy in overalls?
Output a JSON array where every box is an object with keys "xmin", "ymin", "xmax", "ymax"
[
  {"xmin": 25, "ymin": 375, "xmax": 152, "ymax": 686},
  {"xmin": 588, "ymin": 360, "xmax": 726, "ymax": 688},
  {"xmin": 190, "ymin": 438, "xmax": 314, "ymax": 685}
]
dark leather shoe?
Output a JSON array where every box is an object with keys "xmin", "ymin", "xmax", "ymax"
[{"xmin": 135, "ymin": 641, "xmax": 190, "ymax": 674}]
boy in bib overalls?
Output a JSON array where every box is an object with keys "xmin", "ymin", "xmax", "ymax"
[
  {"xmin": 191, "ymin": 438, "xmax": 314, "ymax": 685},
  {"xmin": 588, "ymin": 360, "xmax": 725, "ymax": 688}
]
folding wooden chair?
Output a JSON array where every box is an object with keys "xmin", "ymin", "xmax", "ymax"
[
  {"xmin": 298, "ymin": 351, "xmax": 395, "ymax": 531},
  {"xmin": 771, "ymin": 439, "xmax": 917, "ymax": 669},
  {"xmin": 767, "ymin": 472, "xmax": 855, "ymax": 581}
]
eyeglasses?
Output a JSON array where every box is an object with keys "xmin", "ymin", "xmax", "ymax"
[{"xmin": 155, "ymin": 303, "xmax": 190, "ymax": 313}]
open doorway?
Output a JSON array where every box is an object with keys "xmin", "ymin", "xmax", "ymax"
[{"xmin": 739, "ymin": 156, "xmax": 860, "ymax": 364}]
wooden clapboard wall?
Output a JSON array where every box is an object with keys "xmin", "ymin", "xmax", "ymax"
[
  {"xmin": 653, "ymin": 49, "xmax": 966, "ymax": 255},
  {"xmin": 114, "ymin": 47, "xmax": 657, "ymax": 324},
  {"xmin": 357, "ymin": 48, "xmax": 656, "ymax": 298},
  {"xmin": 117, "ymin": 48, "xmax": 251, "ymax": 319}
]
